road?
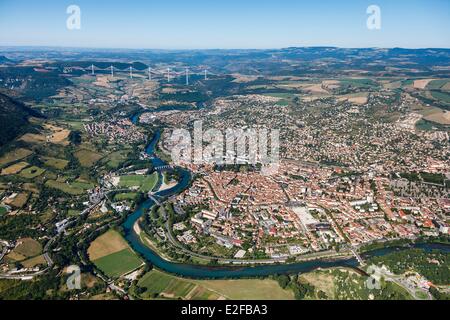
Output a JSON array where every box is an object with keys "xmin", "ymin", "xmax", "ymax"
[
  {"xmin": 142, "ymin": 197, "xmax": 353, "ymax": 265},
  {"xmin": 0, "ymin": 196, "xmax": 105, "ymax": 280},
  {"xmin": 348, "ymin": 246, "xmax": 366, "ymax": 266},
  {"xmin": 0, "ymin": 241, "xmax": 8, "ymax": 262},
  {"xmin": 377, "ymin": 267, "xmax": 432, "ymax": 300}
]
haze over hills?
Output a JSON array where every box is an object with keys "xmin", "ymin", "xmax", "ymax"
[
  {"xmin": 0, "ymin": 56, "xmax": 13, "ymax": 64},
  {"xmin": 1, "ymin": 47, "xmax": 449, "ymax": 78}
]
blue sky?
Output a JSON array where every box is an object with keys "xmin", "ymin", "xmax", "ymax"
[{"xmin": 0, "ymin": 0, "xmax": 449, "ymax": 49}]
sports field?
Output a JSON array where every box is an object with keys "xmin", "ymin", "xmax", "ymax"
[
  {"xmin": 93, "ymin": 249, "xmax": 143, "ymax": 278},
  {"xmin": 88, "ymin": 229, "xmax": 142, "ymax": 278},
  {"xmin": 118, "ymin": 172, "xmax": 158, "ymax": 192}
]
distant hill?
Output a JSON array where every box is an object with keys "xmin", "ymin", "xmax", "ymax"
[
  {"xmin": 0, "ymin": 93, "xmax": 44, "ymax": 147},
  {"xmin": 0, "ymin": 56, "xmax": 13, "ymax": 64}
]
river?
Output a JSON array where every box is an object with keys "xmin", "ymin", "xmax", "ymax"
[{"xmin": 125, "ymin": 111, "xmax": 449, "ymax": 279}]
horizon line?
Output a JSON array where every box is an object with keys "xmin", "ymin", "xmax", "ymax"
[{"xmin": 1, "ymin": 45, "xmax": 450, "ymax": 51}]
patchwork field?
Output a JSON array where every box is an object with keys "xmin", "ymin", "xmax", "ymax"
[
  {"xmin": 0, "ymin": 149, "xmax": 33, "ymax": 167},
  {"xmin": 337, "ymin": 92, "xmax": 369, "ymax": 105},
  {"xmin": 425, "ymin": 79, "xmax": 449, "ymax": 90},
  {"xmin": 423, "ymin": 110, "xmax": 450, "ymax": 125},
  {"xmin": 4, "ymin": 192, "xmax": 30, "ymax": 208},
  {"xmin": 75, "ymin": 149, "xmax": 103, "ymax": 167},
  {"xmin": 413, "ymin": 79, "xmax": 435, "ymax": 89},
  {"xmin": 6, "ymin": 238, "xmax": 43, "ymax": 263},
  {"xmin": 339, "ymin": 78, "xmax": 379, "ymax": 89},
  {"xmin": 71, "ymin": 179, "xmax": 95, "ymax": 190},
  {"xmin": 102, "ymin": 149, "xmax": 131, "ymax": 169},
  {"xmin": 303, "ymin": 84, "xmax": 329, "ymax": 94},
  {"xmin": 45, "ymin": 180, "xmax": 85, "ymax": 195},
  {"xmin": 19, "ymin": 166, "xmax": 45, "ymax": 179},
  {"xmin": 44, "ymin": 124, "xmax": 71, "ymax": 145},
  {"xmin": 42, "ymin": 157, "xmax": 69, "ymax": 170},
  {"xmin": 443, "ymin": 82, "xmax": 450, "ymax": 91},
  {"xmin": 88, "ymin": 229, "xmax": 142, "ymax": 278},
  {"xmin": 18, "ymin": 124, "xmax": 71, "ymax": 146},
  {"xmin": 21, "ymin": 254, "xmax": 47, "ymax": 268},
  {"xmin": 1, "ymin": 162, "xmax": 29, "ymax": 175},
  {"xmin": 18, "ymin": 133, "xmax": 47, "ymax": 144},
  {"xmin": 431, "ymin": 91, "xmax": 450, "ymax": 104}
]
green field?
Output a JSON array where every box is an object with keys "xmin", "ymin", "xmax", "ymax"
[
  {"xmin": 138, "ymin": 269, "xmax": 218, "ymax": 300},
  {"xmin": 0, "ymin": 148, "xmax": 33, "ymax": 167},
  {"xmin": 118, "ymin": 172, "xmax": 158, "ymax": 192},
  {"xmin": 416, "ymin": 119, "xmax": 435, "ymax": 131},
  {"xmin": 67, "ymin": 209, "xmax": 81, "ymax": 216},
  {"xmin": 137, "ymin": 269, "xmax": 294, "ymax": 300},
  {"xmin": 93, "ymin": 248, "xmax": 142, "ymax": 278},
  {"xmin": 0, "ymin": 206, "xmax": 8, "ymax": 216},
  {"xmin": 340, "ymin": 78, "xmax": 379, "ymax": 89},
  {"xmin": 262, "ymin": 92, "xmax": 295, "ymax": 99},
  {"xmin": 42, "ymin": 157, "xmax": 69, "ymax": 170},
  {"xmin": 139, "ymin": 270, "xmax": 196, "ymax": 298},
  {"xmin": 426, "ymin": 80, "xmax": 449, "ymax": 90},
  {"xmin": 103, "ymin": 150, "xmax": 131, "ymax": 169},
  {"xmin": 276, "ymin": 99, "xmax": 289, "ymax": 106},
  {"xmin": 45, "ymin": 180, "xmax": 85, "ymax": 195},
  {"xmin": 71, "ymin": 181, "xmax": 95, "ymax": 190},
  {"xmin": 192, "ymin": 278, "xmax": 295, "ymax": 300},
  {"xmin": 19, "ymin": 166, "xmax": 46, "ymax": 179},
  {"xmin": 431, "ymin": 91, "xmax": 450, "ymax": 104},
  {"xmin": 114, "ymin": 192, "xmax": 139, "ymax": 201}
]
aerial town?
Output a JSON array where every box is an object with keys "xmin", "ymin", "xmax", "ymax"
[{"xmin": 0, "ymin": 44, "xmax": 449, "ymax": 301}]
